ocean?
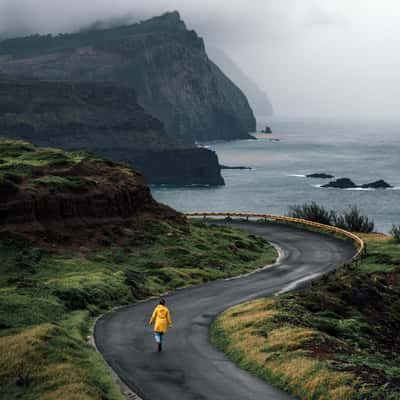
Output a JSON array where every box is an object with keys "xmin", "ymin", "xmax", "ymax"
[{"xmin": 151, "ymin": 117, "xmax": 400, "ymax": 233}]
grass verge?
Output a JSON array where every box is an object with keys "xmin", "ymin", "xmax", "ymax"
[
  {"xmin": 0, "ymin": 220, "xmax": 277, "ymax": 400},
  {"xmin": 211, "ymin": 233, "xmax": 400, "ymax": 400}
]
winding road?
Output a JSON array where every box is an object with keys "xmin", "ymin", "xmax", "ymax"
[{"xmin": 95, "ymin": 221, "xmax": 356, "ymax": 400}]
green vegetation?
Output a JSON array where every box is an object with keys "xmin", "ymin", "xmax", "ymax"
[
  {"xmin": 0, "ymin": 139, "xmax": 107, "ymax": 178},
  {"xmin": 288, "ymin": 202, "xmax": 375, "ymax": 233},
  {"xmin": 0, "ymin": 221, "xmax": 277, "ymax": 399},
  {"xmin": 211, "ymin": 233, "xmax": 400, "ymax": 400},
  {"xmin": 390, "ymin": 225, "xmax": 400, "ymax": 242},
  {"xmin": 0, "ymin": 139, "xmax": 139, "ymax": 195},
  {"xmin": 32, "ymin": 175, "xmax": 90, "ymax": 190}
]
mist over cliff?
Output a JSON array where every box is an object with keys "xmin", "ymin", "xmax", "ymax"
[
  {"xmin": 2, "ymin": 0, "xmax": 398, "ymax": 120},
  {"xmin": 0, "ymin": 12, "xmax": 256, "ymax": 142},
  {"xmin": 207, "ymin": 47, "xmax": 273, "ymax": 117}
]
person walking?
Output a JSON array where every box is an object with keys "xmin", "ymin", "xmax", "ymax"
[{"xmin": 149, "ymin": 298, "xmax": 172, "ymax": 352}]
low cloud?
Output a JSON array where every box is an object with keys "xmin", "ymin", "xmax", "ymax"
[{"xmin": 0, "ymin": 0, "xmax": 399, "ymax": 119}]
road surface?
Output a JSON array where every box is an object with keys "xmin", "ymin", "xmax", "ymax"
[{"xmin": 95, "ymin": 221, "xmax": 356, "ymax": 400}]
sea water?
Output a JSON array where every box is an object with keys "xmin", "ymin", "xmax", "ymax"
[{"xmin": 151, "ymin": 117, "xmax": 400, "ymax": 233}]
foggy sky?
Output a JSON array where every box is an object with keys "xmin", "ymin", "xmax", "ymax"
[{"xmin": 1, "ymin": 0, "xmax": 400, "ymax": 120}]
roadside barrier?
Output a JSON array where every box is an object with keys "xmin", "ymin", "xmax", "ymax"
[{"xmin": 184, "ymin": 212, "xmax": 365, "ymax": 267}]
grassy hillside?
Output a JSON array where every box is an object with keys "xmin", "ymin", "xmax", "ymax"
[
  {"xmin": 0, "ymin": 139, "xmax": 277, "ymax": 399},
  {"xmin": 0, "ymin": 217, "xmax": 277, "ymax": 399},
  {"xmin": 211, "ymin": 234, "xmax": 400, "ymax": 400}
]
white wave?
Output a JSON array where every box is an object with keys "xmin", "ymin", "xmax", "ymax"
[
  {"xmin": 344, "ymin": 187, "xmax": 400, "ymax": 191},
  {"xmin": 344, "ymin": 187, "xmax": 374, "ymax": 191},
  {"xmin": 286, "ymin": 174, "xmax": 306, "ymax": 177}
]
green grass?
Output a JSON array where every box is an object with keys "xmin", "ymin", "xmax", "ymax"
[
  {"xmin": 0, "ymin": 220, "xmax": 277, "ymax": 399},
  {"xmin": 32, "ymin": 175, "xmax": 89, "ymax": 190},
  {"xmin": 211, "ymin": 233, "xmax": 400, "ymax": 400},
  {"xmin": 0, "ymin": 139, "xmax": 111, "ymax": 178}
]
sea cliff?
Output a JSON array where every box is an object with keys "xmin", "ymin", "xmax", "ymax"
[
  {"xmin": 0, "ymin": 75, "xmax": 224, "ymax": 185},
  {"xmin": 0, "ymin": 12, "xmax": 256, "ymax": 142}
]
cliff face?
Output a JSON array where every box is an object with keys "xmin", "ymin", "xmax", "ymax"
[
  {"xmin": 0, "ymin": 140, "xmax": 182, "ymax": 237},
  {"xmin": 0, "ymin": 75, "xmax": 224, "ymax": 185},
  {"xmin": 0, "ymin": 12, "xmax": 256, "ymax": 142},
  {"xmin": 207, "ymin": 47, "xmax": 274, "ymax": 117}
]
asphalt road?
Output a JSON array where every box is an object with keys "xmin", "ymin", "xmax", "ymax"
[{"xmin": 95, "ymin": 221, "xmax": 356, "ymax": 400}]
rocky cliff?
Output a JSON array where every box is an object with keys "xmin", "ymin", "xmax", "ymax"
[
  {"xmin": 207, "ymin": 47, "xmax": 274, "ymax": 117},
  {"xmin": 0, "ymin": 12, "xmax": 256, "ymax": 142},
  {"xmin": 0, "ymin": 75, "xmax": 224, "ymax": 185},
  {"xmin": 0, "ymin": 139, "xmax": 182, "ymax": 239}
]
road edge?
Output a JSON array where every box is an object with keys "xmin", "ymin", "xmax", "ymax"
[{"xmin": 90, "ymin": 230, "xmax": 284, "ymax": 400}]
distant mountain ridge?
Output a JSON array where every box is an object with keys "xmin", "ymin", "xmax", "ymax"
[
  {"xmin": 0, "ymin": 11, "xmax": 256, "ymax": 142},
  {"xmin": 207, "ymin": 47, "xmax": 274, "ymax": 117}
]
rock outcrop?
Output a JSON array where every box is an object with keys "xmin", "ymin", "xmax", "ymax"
[
  {"xmin": 361, "ymin": 180, "xmax": 393, "ymax": 189},
  {"xmin": 307, "ymin": 173, "xmax": 335, "ymax": 179},
  {"xmin": 0, "ymin": 74, "xmax": 224, "ymax": 185},
  {"xmin": 322, "ymin": 178, "xmax": 357, "ymax": 189},
  {"xmin": 0, "ymin": 12, "xmax": 256, "ymax": 142},
  {"xmin": 0, "ymin": 139, "xmax": 182, "ymax": 236},
  {"xmin": 261, "ymin": 126, "xmax": 272, "ymax": 134},
  {"xmin": 322, "ymin": 177, "xmax": 393, "ymax": 189}
]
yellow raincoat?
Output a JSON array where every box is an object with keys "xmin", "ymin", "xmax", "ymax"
[{"xmin": 149, "ymin": 304, "xmax": 172, "ymax": 333}]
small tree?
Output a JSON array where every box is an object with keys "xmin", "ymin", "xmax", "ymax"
[
  {"xmin": 287, "ymin": 202, "xmax": 336, "ymax": 225},
  {"xmin": 335, "ymin": 206, "xmax": 374, "ymax": 233},
  {"xmin": 390, "ymin": 224, "xmax": 400, "ymax": 242}
]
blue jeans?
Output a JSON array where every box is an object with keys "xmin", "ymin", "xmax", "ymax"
[{"xmin": 154, "ymin": 332, "xmax": 164, "ymax": 344}]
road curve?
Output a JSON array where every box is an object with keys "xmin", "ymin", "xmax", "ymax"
[{"xmin": 95, "ymin": 222, "xmax": 356, "ymax": 400}]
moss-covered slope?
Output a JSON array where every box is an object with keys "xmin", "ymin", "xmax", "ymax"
[
  {"xmin": 0, "ymin": 139, "xmax": 182, "ymax": 241},
  {"xmin": 211, "ymin": 234, "xmax": 400, "ymax": 400}
]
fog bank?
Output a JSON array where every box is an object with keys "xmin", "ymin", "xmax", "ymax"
[{"xmin": 1, "ymin": 0, "xmax": 400, "ymax": 120}]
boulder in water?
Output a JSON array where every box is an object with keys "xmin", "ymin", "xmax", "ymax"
[
  {"xmin": 360, "ymin": 180, "xmax": 393, "ymax": 189},
  {"xmin": 306, "ymin": 173, "xmax": 335, "ymax": 179},
  {"xmin": 322, "ymin": 178, "xmax": 357, "ymax": 189}
]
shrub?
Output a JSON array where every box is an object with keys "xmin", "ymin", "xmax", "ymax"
[
  {"xmin": 390, "ymin": 224, "xmax": 400, "ymax": 242},
  {"xmin": 287, "ymin": 202, "xmax": 336, "ymax": 225},
  {"xmin": 287, "ymin": 203, "xmax": 375, "ymax": 233},
  {"xmin": 335, "ymin": 206, "xmax": 374, "ymax": 233}
]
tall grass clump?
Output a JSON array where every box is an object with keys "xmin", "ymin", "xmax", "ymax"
[
  {"xmin": 390, "ymin": 224, "xmax": 400, "ymax": 242},
  {"xmin": 287, "ymin": 203, "xmax": 374, "ymax": 233},
  {"xmin": 334, "ymin": 206, "xmax": 374, "ymax": 233},
  {"xmin": 287, "ymin": 202, "xmax": 336, "ymax": 225}
]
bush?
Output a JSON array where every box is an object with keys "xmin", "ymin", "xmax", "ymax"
[
  {"xmin": 287, "ymin": 202, "xmax": 336, "ymax": 225},
  {"xmin": 390, "ymin": 224, "xmax": 400, "ymax": 242},
  {"xmin": 334, "ymin": 206, "xmax": 374, "ymax": 233},
  {"xmin": 287, "ymin": 203, "xmax": 375, "ymax": 233}
]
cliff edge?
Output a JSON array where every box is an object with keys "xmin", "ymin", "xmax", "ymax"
[{"xmin": 0, "ymin": 139, "xmax": 182, "ymax": 243}]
